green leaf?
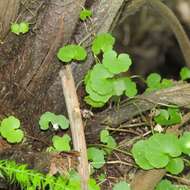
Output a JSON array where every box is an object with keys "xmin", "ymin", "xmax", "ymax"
[
  {"xmin": 100, "ymin": 129, "xmax": 110, "ymax": 143},
  {"xmin": 80, "ymin": 9, "xmax": 92, "ymax": 21},
  {"xmin": 11, "ymin": 23, "xmax": 20, "ymax": 35},
  {"xmin": 102, "ymin": 50, "xmax": 132, "ymax": 74},
  {"xmin": 84, "ymin": 96, "xmax": 105, "ymax": 108},
  {"xmin": 180, "ymin": 67, "xmax": 190, "ymax": 80},
  {"xmin": 113, "ymin": 181, "xmax": 131, "ymax": 190},
  {"xmin": 160, "ymin": 79, "xmax": 173, "ymax": 89},
  {"xmin": 124, "ymin": 78, "xmax": 137, "ymax": 97},
  {"xmin": 179, "ymin": 132, "xmax": 190, "ymax": 154},
  {"xmin": 131, "ymin": 140, "xmax": 154, "ymax": 170},
  {"xmin": 86, "ymin": 80, "xmax": 112, "ymax": 102},
  {"xmin": 53, "ymin": 115, "xmax": 69, "ymax": 130},
  {"xmin": 57, "ymin": 45, "xmax": 87, "ymax": 63},
  {"xmin": 39, "ymin": 112, "xmax": 69, "ymax": 130},
  {"xmin": 88, "ymin": 179, "xmax": 100, "ymax": 190},
  {"xmin": 154, "ymin": 108, "xmax": 181, "ymax": 126},
  {"xmin": 0, "ymin": 116, "xmax": 24, "ymax": 143},
  {"xmin": 52, "ymin": 135, "xmax": 71, "ymax": 152},
  {"xmin": 146, "ymin": 73, "xmax": 161, "ymax": 88},
  {"xmin": 87, "ymin": 147, "xmax": 105, "ymax": 169},
  {"xmin": 19, "ymin": 22, "xmax": 29, "ymax": 34},
  {"xmin": 112, "ymin": 77, "xmax": 137, "ymax": 97},
  {"xmin": 145, "ymin": 148, "xmax": 169, "ymax": 168},
  {"xmin": 92, "ymin": 33, "xmax": 115, "ymax": 55},
  {"xmin": 166, "ymin": 158, "xmax": 184, "ymax": 175},
  {"xmin": 147, "ymin": 133, "xmax": 181, "ymax": 157},
  {"xmin": 155, "ymin": 180, "xmax": 174, "ymax": 190}
]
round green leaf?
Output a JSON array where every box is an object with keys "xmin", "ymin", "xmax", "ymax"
[
  {"xmin": 19, "ymin": 22, "xmax": 29, "ymax": 34},
  {"xmin": 103, "ymin": 50, "xmax": 132, "ymax": 74},
  {"xmin": 100, "ymin": 129, "xmax": 110, "ymax": 143},
  {"xmin": 57, "ymin": 45, "xmax": 87, "ymax": 63},
  {"xmin": 88, "ymin": 179, "xmax": 100, "ymax": 190},
  {"xmin": 124, "ymin": 78, "xmax": 137, "ymax": 97},
  {"xmin": 180, "ymin": 67, "xmax": 190, "ymax": 80},
  {"xmin": 52, "ymin": 135, "xmax": 71, "ymax": 152},
  {"xmin": 80, "ymin": 9, "xmax": 92, "ymax": 21},
  {"xmin": 53, "ymin": 115, "xmax": 69, "ymax": 130},
  {"xmin": 155, "ymin": 180, "xmax": 173, "ymax": 190},
  {"xmin": 113, "ymin": 181, "xmax": 131, "ymax": 190},
  {"xmin": 0, "ymin": 116, "xmax": 24, "ymax": 143},
  {"xmin": 84, "ymin": 96, "xmax": 105, "ymax": 108},
  {"xmin": 39, "ymin": 112, "xmax": 56, "ymax": 130},
  {"xmin": 5, "ymin": 129, "xmax": 24, "ymax": 144},
  {"xmin": 131, "ymin": 140, "xmax": 153, "ymax": 170},
  {"xmin": 90, "ymin": 64, "xmax": 114, "ymax": 95},
  {"xmin": 92, "ymin": 33, "xmax": 115, "ymax": 55},
  {"xmin": 166, "ymin": 158, "xmax": 184, "ymax": 175},
  {"xmin": 11, "ymin": 23, "xmax": 20, "ymax": 35},
  {"xmin": 145, "ymin": 148, "xmax": 169, "ymax": 168},
  {"xmin": 86, "ymin": 80, "xmax": 112, "ymax": 102},
  {"xmin": 90, "ymin": 64, "xmax": 114, "ymax": 80},
  {"xmin": 91, "ymin": 78, "xmax": 113, "ymax": 95},
  {"xmin": 1, "ymin": 116, "xmax": 20, "ymax": 130},
  {"xmin": 87, "ymin": 147, "xmax": 105, "ymax": 169},
  {"xmin": 146, "ymin": 73, "xmax": 161, "ymax": 88},
  {"xmin": 147, "ymin": 133, "xmax": 181, "ymax": 157},
  {"xmin": 179, "ymin": 132, "xmax": 190, "ymax": 154}
]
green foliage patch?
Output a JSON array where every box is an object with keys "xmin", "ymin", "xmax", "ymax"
[
  {"xmin": 132, "ymin": 132, "xmax": 190, "ymax": 174},
  {"xmin": 11, "ymin": 22, "xmax": 29, "ymax": 35},
  {"xmin": 0, "ymin": 116, "xmax": 24, "ymax": 143}
]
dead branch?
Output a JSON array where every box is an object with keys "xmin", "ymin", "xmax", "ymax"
[{"xmin": 60, "ymin": 66, "xmax": 89, "ymax": 190}]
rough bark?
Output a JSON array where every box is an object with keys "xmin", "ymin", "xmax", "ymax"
[{"xmin": 0, "ymin": 0, "xmax": 21, "ymax": 39}]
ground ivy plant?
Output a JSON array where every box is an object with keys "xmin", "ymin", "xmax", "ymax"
[
  {"xmin": 132, "ymin": 132, "xmax": 190, "ymax": 174},
  {"xmin": 0, "ymin": 116, "xmax": 24, "ymax": 143},
  {"xmin": 87, "ymin": 129, "xmax": 117, "ymax": 169},
  {"xmin": 80, "ymin": 8, "xmax": 92, "ymax": 21},
  {"xmin": 154, "ymin": 107, "xmax": 182, "ymax": 126},
  {"xmin": 155, "ymin": 179, "xmax": 188, "ymax": 190},
  {"xmin": 11, "ymin": 21, "xmax": 29, "ymax": 35}
]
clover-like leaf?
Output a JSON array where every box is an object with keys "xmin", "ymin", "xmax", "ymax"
[
  {"xmin": 146, "ymin": 73, "xmax": 173, "ymax": 92},
  {"xmin": 19, "ymin": 22, "xmax": 29, "ymax": 34},
  {"xmin": 100, "ymin": 129, "xmax": 117, "ymax": 153},
  {"xmin": 113, "ymin": 181, "xmax": 131, "ymax": 190},
  {"xmin": 39, "ymin": 112, "xmax": 69, "ymax": 130},
  {"xmin": 179, "ymin": 132, "xmax": 190, "ymax": 154},
  {"xmin": 147, "ymin": 133, "xmax": 181, "ymax": 157},
  {"xmin": 124, "ymin": 78, "xmax": 137, "ymax": 97},
  {"xmin": 57, "ymin": 45, "xmax": 87, "ymax": 63},
  {"xmin": 100, "ymin": 129, "xmax": 110, "ymax": 143},
  {"xmin": 87, "ymin": 147, "xmax": 106, "ymax": 169},
  {"xmin": 131, "ymin": 140, "xmax": 154, "ymax": 170},
  {"xmin": 11, "ymin": 22, "xmax": 29, "ymax": 35},
  {"xmin": 92, "ymin": 33, "xmax": 115, "ymax": 55},
  {"xmin": 155, "ymin": 180, "xmax": 174, "ymax": 190},
  {"xmin": 146, "ymin": 73, "xmax": 161, "ymax": 88},
  {"xmin": 84, "ymin": 96, "xmax": 105, "ymax": 108},
  {"xmin": 52, "ymin": 135, "xmax": 71, "ymax": 152},
  {"xmin": 11, "ymin": 23, "xmax": 20, "ymax": 35},
  {"xmin": 154, "ymin": 108, "xmax": 181, "ymax": 126},
  {"xmin": 166, "ymin": 158, "xmax": 184, "ymax": 175},
  {"xmin": 80, "ymin": 9, "xmax": 92, "ymax": 21},
  {"xmin": 0, "ymin": 116, "xmax": 24, "ymax": 143},
  {"xmin": 103, "ymin": 50, "xmax": 132, "ymax": 74},
  {"xmin": 86, "ymin": 80, "xmax": 112, "ymax": 102},
  {"xmin": 180, "ymin": 67, "xmax": 190, "ymax": 80},
  {"xmin": 145, "ymin": 148, "xmax": 169, "ymax": 168}
]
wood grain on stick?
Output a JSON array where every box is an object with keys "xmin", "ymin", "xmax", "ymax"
[{"xmin": 59, "ymin": 66, "xmax": 89, "ymax": 190}]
